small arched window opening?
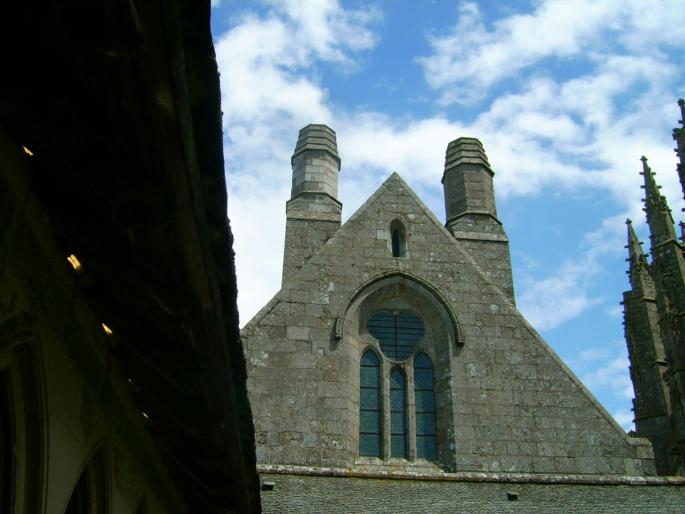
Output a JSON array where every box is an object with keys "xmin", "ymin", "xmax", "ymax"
[
  {"xmin": 414, "ymin": 353, "xmax": 437, "ymax": 460},
  {"xmin": 359, "ymin": 351, "xmax": 381, "ymax": 457},
  {"xmin": 390, "ymin": 220, "xmax": 406, "ymax": 257},
  {"xmin": 390, "ymin": 369, "xmax": 407, "ymax": 458}
]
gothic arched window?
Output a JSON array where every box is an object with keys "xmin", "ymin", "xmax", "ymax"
[
  {"xmin": 414, "ymin": 353, "xmax": 437, "ymax": 460},
  {"xmin": 359, "ymin": 350, "xmax": 381, "ymax": 457},
  {"xmin": 390, "ymin": 220, "xmax": 406, "ymax": 257},
  {"xmin": 390, "ymin": 369, "xmax": 407, "ymax": 458}
]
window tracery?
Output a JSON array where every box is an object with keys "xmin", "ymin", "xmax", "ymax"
[
  {"xmin": 359, "ymin": 310, "xmax": 439, "ymax": 462},
  {"xmin": 345, "ymin": 273, "xmax": 460, "ymax": 468}
]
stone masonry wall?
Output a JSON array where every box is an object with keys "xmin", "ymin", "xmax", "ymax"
[
  {"xmin": 244, "ymin": 172, "xmax": 654, "ymax": 476},
  {"xmin": 259, "ymin": 471, "xmax": 685, "ymax": 514}
]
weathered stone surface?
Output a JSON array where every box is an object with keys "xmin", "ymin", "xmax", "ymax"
[
  {"xmin": 244, "ymin": 126, "xmax": 669, "ymax": 509},
  {"xmin": 259, "ymin": 468, "xmax": 685, "ymax": 514}
]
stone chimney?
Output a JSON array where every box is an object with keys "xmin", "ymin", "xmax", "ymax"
[
  {"xmin": 282, "ymin": 125, "xmax": 342, "ymax": 285},
  {"xmin": 442, "ymin": 137, "xmax": 515, "ymax": 301}
]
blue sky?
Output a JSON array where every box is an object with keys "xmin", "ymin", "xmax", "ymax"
[{"xmin": 209, "ymin": 0, "xmax": 685, "ymax": 431}]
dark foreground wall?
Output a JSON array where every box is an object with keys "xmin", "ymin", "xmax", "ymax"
[{"xmin": 260, "ymin": 471, "xmax": 685, "ymax": 514}]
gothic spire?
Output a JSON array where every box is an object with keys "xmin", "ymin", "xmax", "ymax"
[
  {"xmin": 673, "ymin": 99, "xmax": 685, "ymax": 204},
  {"xmin": 626, "ymin": 218, "xmax": 654, "ymax": 296},
  {"xmin": 641, "ymin": 156, "xmax": 677, "ymax": 246}
]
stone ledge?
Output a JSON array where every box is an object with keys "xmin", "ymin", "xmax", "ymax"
[
  {"xmin": 257, "ymin": 464, "xmax": 685, "ymax": 486},
  {"xmin": 451, "ymin": 231, "xmax": 509, "ymax": 242}
]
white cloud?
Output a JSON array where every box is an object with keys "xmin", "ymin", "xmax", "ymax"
[
  {"xmin": 213, "ymin": 1, "xmax": 381, "ymax": 322},
  {"xmin": 582, "ymin": 352, "xmax": 634, "ymax": 401},
  {"xmin": 417, "ymin": 0, "xmax": 685, "ymax": 105},
  {"xmin": 215, "ymin": 0, "xmax": 684, "ymax": 330},
  {"xmin": 605, "ymin": 305, "xmax": 623, "ymax": 319},
  {"xmin": 563, "ymin": 338, "xmax": 635, "ymax": 430},
  {"xmin": 268, "ymin": 0, "xmax": 380, "ymax": 63},
  {"xmin": 612, "ymin": 409, "xmax": 635, "ymax": 432},
  {"xmin": 579, "ymin": 347, "xmax": 611, "ymax": 362},
  {"xmin": 518, "ymin": 261, "xmax": 602, "ymax": 331},
  {"xmin": 516, "ymin": 212, "xmax": 630, "ymax": 331}
]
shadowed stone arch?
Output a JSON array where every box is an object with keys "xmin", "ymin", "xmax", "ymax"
[
  {"xmin": 0, "ymin": 263, "xmax": 46, "ymax": 514},
  {"xmin": 64, "ymin": 439, "xmax": 111, "ymax": 514}
]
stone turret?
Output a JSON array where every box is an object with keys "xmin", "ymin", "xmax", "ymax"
[
  {"xmin": 442, "ymin": 138, "xmax": 515, "ymax": 301},
  {"xmin": 639, "ymin": 153, "xmax": 685, "ymax": 474},
  {"xmin": 282, "ymin": 124, "xmax": 342, "ymax": 285},
  {"xmin": 623, "ymin": 219, "xmax": 672, "ymax": 474}
]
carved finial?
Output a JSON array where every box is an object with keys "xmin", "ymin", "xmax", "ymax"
[{"xmin": 678, "ymin": 98, "xmax": 685, "ymax": 125}]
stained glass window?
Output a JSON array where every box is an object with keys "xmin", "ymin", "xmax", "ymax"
[
  {"xmin": 359, "ymin": 350, "xmax": 381, "ymax": 457},
  {"xmin": 414, "ymin": 353, "xmax": 437, "ymax": 460},
  {"xmin": 367, "ymin": 311, "xmax": 424, "ymax": 360},
  {"xmin": 390, "ymin": 369, "xmax": 407, "ymax": 458}
]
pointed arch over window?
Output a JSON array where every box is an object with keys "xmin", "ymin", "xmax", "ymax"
[
  {"xmin": 390, "ymin": 219, "xmax": 406, "ymax": 257},
  {"xmin": 390, "ymin": 368, "xmax": 407, "ymax": 458},
  {"xmin": 414, "ymin": 353, "xmax": 437, "ymax": 460},
  {"xmin": 359, "ymin": 350, "xmax": 381, "ymax": 457}
]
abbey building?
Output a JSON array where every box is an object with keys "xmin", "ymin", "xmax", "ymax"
[{"xmin": 244, "ymin": 124, "xmax": 685, "ymax": 512}]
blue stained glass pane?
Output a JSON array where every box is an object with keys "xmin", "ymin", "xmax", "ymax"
[
  {"xmin": 414, "ymin": 369, "xmax": 434, "ymax": 389},
  {"xmin": 360, "ymin": 365, "xmax": 379, "ymax": 387},
  {"xmin": 368, "ymin": 312, "xmax": 424, "ymax": 360},
  {"xmin": 415, "ymin": 353, "xmax": 433, "ymax": 369},
  {"xmin": 390, "ymin": 389, "xmax": 404, "ymax": 410},
  {"xmin": 360, "ymin": 388, "xmax": 379, "ymax": 409},
  {"xmin": 391, "ymin": 412, "xmax": 405, "ymax": 433},
  {"xmin": 415, "ymin": 390, "xmax": 435, "ymax": 411},
  {"xmin": 413, "ymin": 352, "xmax": 437, "ymax": 460},
  {"xmin": 361, "ymin": 351, "xmax": 379, "ymax": 366},
  {"xmin": 360, "ymin": 434, "xmax": 381, "ymax": 457},
  {"xmin": 360, "ymin": 410, "xmax": 380, "ymax": 432},
  {"xmin": 360, "ymin": 350, "xmax": 381, "ymax": 457},
  {"xmin": 417, "ymin": 435, "xmax": 437, "ymax": 460},
  {"xmin": 391, "ymin": 435, "xmax": 406, "ymax": 458},
  {"xmin": 390, "ymin": 370, "xmax": 405, "ymax": 389},
  {"xmin": 416, "ymin": 412, "xmax": 436, "ymax": 435}
]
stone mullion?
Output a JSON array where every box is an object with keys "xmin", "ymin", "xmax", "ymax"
[
  {"xmin": 406, "ymin": 362, "xmax": 417, "ymax": 461},
  {"xmin": 381, "ymin": 357, "xmax": 391, "ymax": 460}
]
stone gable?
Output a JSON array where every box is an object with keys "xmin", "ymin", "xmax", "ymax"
[{"xmin": 244, "ymin": 163, "xmax": 654, "ymax": 476}]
